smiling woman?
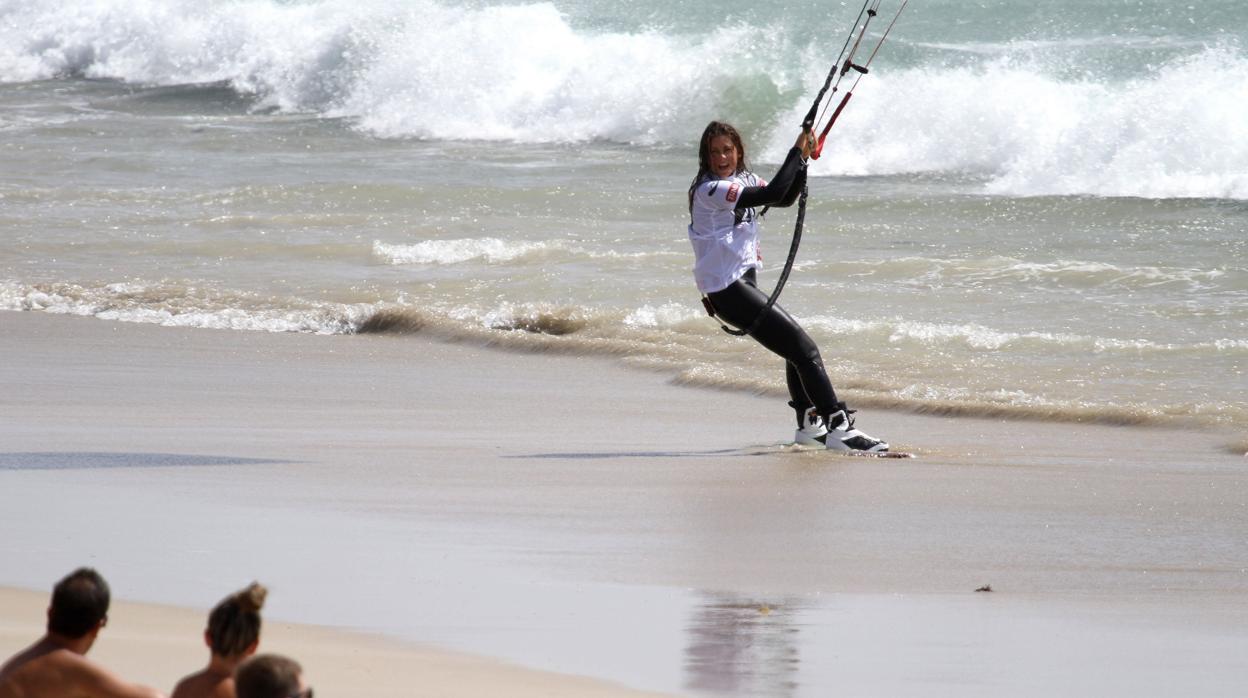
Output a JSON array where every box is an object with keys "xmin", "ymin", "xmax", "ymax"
[
  {"xmin": 707, "ymin": 130, "xmax": 741, "ymax": 180},
  {"xmin": 685, "ymin": 120, "xmax": 890, "ymax": 453}
]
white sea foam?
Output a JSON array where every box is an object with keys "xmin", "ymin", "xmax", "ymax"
[
  {"xmin": 0, "ymin": 281, "xmax": 371, "ymax": 334},
  {"xmin": 334, "ymin": 4, "xmax": 771, "ymax": 143},
  {"xmin": 0, "ymin": 0, "xmax": 777, "ymax": 144},
  {"xmin": 804, "ymin": 313, "xmax": 1248, "ymax": 356},
  {"xmin": 373, "ymin": 238, "xmax": 557, "ymax": 265},
  {"xmin": 623, "ymin": 303, "xmax": 700, "ymax": 328},
  {"xmin": 1, "ymin": 0, "xmax": 1244, "ymax": 198},
  {"xmin": 372, "ymin": 238, "xmax": 673, "ymax": 265},
  {"xmin": 797, "ymin": 47, "xmax": 1248, "ymax": 199}
]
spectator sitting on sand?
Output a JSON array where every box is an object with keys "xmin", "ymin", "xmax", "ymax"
[
  {"xmin": 0, "ymin": 567, "xmax": 165, "ymax": 698},
  {"xmin": 172, "ymin": 582, "xmax": 268, "ymax": 698},
  {"xmin": 234, "ymin": 654, "xmax": 309, "ymax": 698}
]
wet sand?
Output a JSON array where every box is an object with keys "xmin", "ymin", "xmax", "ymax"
[{"xmin": 2, "ymin": 310, "xmax": 1246, "ymax": 696}]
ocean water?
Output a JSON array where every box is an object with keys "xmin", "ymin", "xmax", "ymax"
[{"xmin": 1, "ymin": 0, "xmax": 1246, "ymax": 436}]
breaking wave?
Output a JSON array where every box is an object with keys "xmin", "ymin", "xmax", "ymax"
[
  {"xmin": 3, "ymin": 0, "xmax": 1245, "ymax": 198},
  {"xmin": 798, "ymin": 47, "xmax": 1248, "ymax": 199}
]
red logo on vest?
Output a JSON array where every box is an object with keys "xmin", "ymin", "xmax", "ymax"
[{"xmin": 726, "ymin": 183, "xmax": 740, "ymax": 203}]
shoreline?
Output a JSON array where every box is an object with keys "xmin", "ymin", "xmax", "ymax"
[{"xmin": 3, "ymin": 310, "xmax": 1247, "ymax": 696}]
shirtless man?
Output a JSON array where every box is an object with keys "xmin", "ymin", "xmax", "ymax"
[{"xmin": 0, "ymin": 568, "xmax": 165, "ymax": 698}]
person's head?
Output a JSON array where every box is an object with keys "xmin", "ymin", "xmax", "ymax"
[
  {"xmin": 698, "ymin": 120, "xmax": 748, "ymax": 181},
  {"xmin": 47, "ymin": 567, "xmax": 110, "ymax": 640},
  {"xmin": 206, "ymin": 582, "xmax": 267, "ymax": 659},
  {"xmin": 235, "ymin": 654, "xmax": 308, "ymax": 698},
  {"xmin": 689, "ymin": 121, "xmax": 750, "ymax": 211}
]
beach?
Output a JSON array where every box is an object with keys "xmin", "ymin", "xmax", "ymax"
[
  {"xmin": 2, "ymin": 310, "xmax": 1246, "ymax": 696},
  {"xmin": 3, "ymin": 1, "xmax": 1247, "ymax": 692},
  {"xmin": 0, "ymin": 587, "xmax": 677, "ymax": 698}
]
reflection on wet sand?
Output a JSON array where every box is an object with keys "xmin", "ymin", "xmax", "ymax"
[{"xmin": 684, "ymin": 593, "xmax": 801, "ymax": 697}]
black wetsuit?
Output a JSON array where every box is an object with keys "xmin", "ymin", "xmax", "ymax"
[{"xmin": 703, "ymin": 148, "xmax": 839, "ymax": 422}]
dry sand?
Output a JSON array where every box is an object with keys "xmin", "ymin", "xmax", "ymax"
[
  {"xmin": 2, "ymin": 310, "xmax": 1246, "ymax": 696},
  {"xmin": 0, "ymin": 587, "xmax": 673, "ymax": 697}
]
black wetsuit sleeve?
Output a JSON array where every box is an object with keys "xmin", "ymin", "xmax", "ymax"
[
  {"xmin": 775, "ymin": 165, "xmax": 807, "ymax": 207},
  {"xmin": 735, "ymin": 147, "xmax": 807, "ymax": 210}
]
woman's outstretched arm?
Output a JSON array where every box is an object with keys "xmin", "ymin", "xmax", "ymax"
[{"xmin": 735, "ymin": 131, "xmax": 812, "ymax": 209}]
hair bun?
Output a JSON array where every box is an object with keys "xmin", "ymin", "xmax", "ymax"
[{"xmin": 237, "ymin": 582, "xmax": 268, "ymax": 613}]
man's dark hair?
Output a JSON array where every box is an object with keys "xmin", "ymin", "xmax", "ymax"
[
  {"xmin": 47, "ymin": 567, "xmax": 110, "ymax": 638},
  {"xmin": 235, "ymin": 654, "xmax": 302, "ymax": 698}
]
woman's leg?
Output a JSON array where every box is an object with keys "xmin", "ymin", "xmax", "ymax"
[
  {"xmin": 785, "ymin": 362, "xmax": 811, "ymax": 426},
  {"xmin": 706, "ymin": 272, "xmax": 889, "ymax": 452},
  {"xmin": 706, "ymin": 272, "xmax": 839, "ymax": 416}
]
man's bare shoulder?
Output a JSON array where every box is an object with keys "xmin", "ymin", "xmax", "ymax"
[
  {"xmin": 0, "ymin": 645, "xmax": 89, "ymax": 697},
  {"xmin": 0, "ymin": 645, "xmax": 164, "ymax": 698}
]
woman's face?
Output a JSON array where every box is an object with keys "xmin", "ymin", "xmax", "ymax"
[{"xmin": 708, "ymin": 134, "xmax": 739, "ymax": 179}]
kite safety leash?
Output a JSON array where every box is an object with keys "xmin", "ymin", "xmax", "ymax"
[{"xmin": 711, "ymin": 0, "xmax": 909, "ymax": 338}]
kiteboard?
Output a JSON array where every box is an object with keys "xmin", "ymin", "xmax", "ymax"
[
  {"xmin": 786, "ymin": 442, "xmax": 916, "ymax": 458},
  {"xmin": 840, "ymin": 450, "xmax": 915, "ymax": 459}
]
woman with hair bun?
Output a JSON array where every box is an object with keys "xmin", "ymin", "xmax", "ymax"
[{"xmin": 171, "ymin": 583, "xmax": 267, "ymax": 698}]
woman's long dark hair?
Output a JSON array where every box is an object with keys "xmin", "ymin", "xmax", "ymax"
[{"xmin": 688, "ymin": 121, "xmax": 749, "ymax": 212}]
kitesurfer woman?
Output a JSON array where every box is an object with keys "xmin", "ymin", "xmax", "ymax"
[{"xmin": 687, "ymin": 121, "xmax": 887, "ymax": 452}]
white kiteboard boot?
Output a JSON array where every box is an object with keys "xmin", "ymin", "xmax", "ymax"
[
  {"xmin": 824, "ymin": 404, "xmax": 889, "ymax": 453},
  {"xmin": 793, "ymin": 405, "xmax": 828, "ymax": 446}
]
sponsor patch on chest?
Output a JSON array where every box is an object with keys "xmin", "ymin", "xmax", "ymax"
[{"xmin": 726, "ymin": 183, "xmax": 740, "ymax": 203}]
